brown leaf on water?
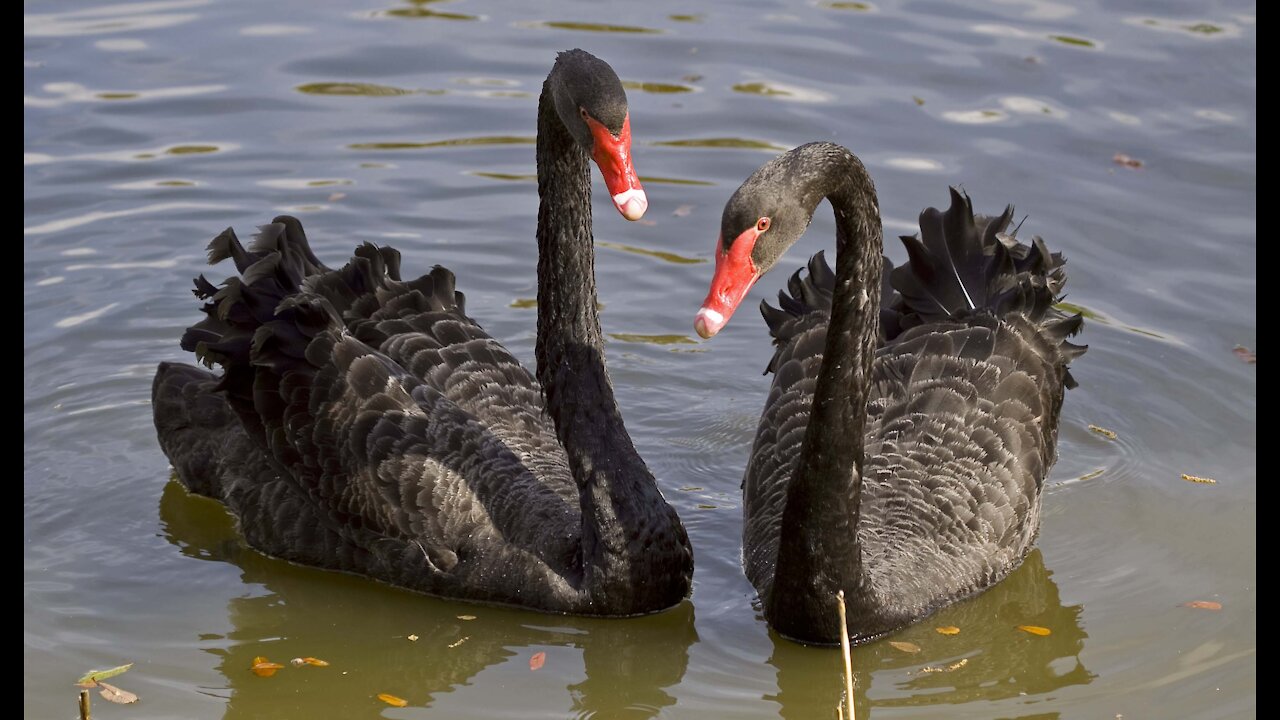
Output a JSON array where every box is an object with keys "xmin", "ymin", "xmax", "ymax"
[
  {"xmin": 378, "ymin": 693, "xmax": 409, "ymax": 708},
  {"xmin": 1088, "ymin": 424, "xmax": 1118, "ymax": 440},
  {"xmin": 448, "ymin": 636, "xmax": 469, "ymax": 649},
  {"xmin": 251, "ymin": 657, "xmax": 284, "ymax": 677},
  {"xmin": 457, "ymin": 615, "xmax": 477, "ymax": 621},
  {"xmin": 935, "ymin": 626, "xmax": 960, "ymax": 636},
  {"xmin": 529, "ymin": 651, "xmax": 547, "ymax": 671},
  {"xmin": 1113, "ymin": 153, "xmax": 1144, "ymax": 168},
  {"xmin": 673, "ymin": 204, "xmax": 694, "ymax": 217},
  {"xmin": 1017, "ymin": 625, "xmax": 1052, "ymax": 636},
  {"xmin": 1181, "ymin": 473, "xmax": 1217, "ymax": 485},
  {"xmin": 888, "ymin": 641, "xmax": 921, "ymax": 653},
  {"xmin": 76, "ymin": 663, "xmax": 133, "ymax": 686},
  {"xmin": 97, "ymin": 681, "xmax": 138, "ymax": 704},
  {"xmin": 1233, "ymin": 345, "xmax": 1256, "ymax": 363},
  {"xmin": 1183, "ymin": 600, "xmax": 1223, "ymax": 610}
]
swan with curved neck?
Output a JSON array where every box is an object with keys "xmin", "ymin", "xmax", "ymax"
[
  {"xmin": 696, "ymin": 142, "xmax": 1085, "ymax": 643},
  {"xmin": 151, "ymin": 50, "xmax": 692, "ymax": 616}
]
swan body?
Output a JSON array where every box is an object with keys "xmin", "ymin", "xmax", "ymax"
[
  {"xmin": 696, "ymin": 143, "xmax": 1085, "ymax": 643},
  {"xmin": 152, "ymin": 50, "xmax": 692, "ymax": 616}
]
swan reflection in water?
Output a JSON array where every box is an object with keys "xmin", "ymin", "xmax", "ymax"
[
  {"xmin": 159, "ymin": 481, "xmax": 697, "ymax": 719},
  {"xmin": 767, "ymin": 548, "xmax": 1092, "ymax": 719},
  {"xmin": 163, "ymin": 480, "xmax": 1088, "ymax": 717}
]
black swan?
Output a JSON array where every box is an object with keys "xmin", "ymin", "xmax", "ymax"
[
  {"xmin": 693, "ymin": 142, "xmax": 1085, "ymax": 643},
  {"xmin": 151, "ymin": 49, "xmax": 692, "ymax": 616}
]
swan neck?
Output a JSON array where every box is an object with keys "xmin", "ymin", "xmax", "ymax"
[
  {"xmin": 769, "ymin": 150, "xmax": 883, "ymax": 638},
  {"xmin": 533, "ymin": 79, "xmax": 690, "ymax": 609}
]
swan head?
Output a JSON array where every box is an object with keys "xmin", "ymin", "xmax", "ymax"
[
  {"xmin": 695, "ymin": 151, "xmax": 819, "ymax": 338},
  {"xmin": 550, "ymin": 49, "xmax": 648, "ymax": 221}
]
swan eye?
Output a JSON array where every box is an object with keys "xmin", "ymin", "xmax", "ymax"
[
  {"xmin": 756, "ymin": 217, "xmax": 771, "ymax": 233},
  {"xmin": 579, "ymin": 107, "xmax": 591, "ymax": 121}
]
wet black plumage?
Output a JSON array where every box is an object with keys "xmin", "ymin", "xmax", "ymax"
[
  {"xmin": 726, "ymin": 143, "xmax": 1085, "ymax": 643},
  {"xmin": 151, "ymin": 50, "xmax": 692, "ymax": 616}
]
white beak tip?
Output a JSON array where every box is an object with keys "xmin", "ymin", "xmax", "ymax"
[
  {"xmin": 613, "ymin": 189, "xmax": 648, "ymax": 221},
  {"xmin": 694, "ymin": 307, "xmax": 725, "ymax": 339}
]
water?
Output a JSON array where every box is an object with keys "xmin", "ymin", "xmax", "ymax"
[{"xmin": 24, "ymin": 0, "xmax": 1255, "ymax": 717}]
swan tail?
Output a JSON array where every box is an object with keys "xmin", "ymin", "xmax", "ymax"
[
  {"xmin": 297, "ymin": 242, "xmax": 473, "ymax": 354},
  {"xmin": 758, "ymin": 189, "xmax": 1085, "ymax": 379},
  {"xmin": 888, "ymin": 188, "xmax": 1086, "ymax": 382}
]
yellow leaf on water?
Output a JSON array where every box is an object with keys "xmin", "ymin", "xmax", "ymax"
[
  {"xmin": 1017, "ymin": 625, "xmax": 1052, "ymax": 636},
  {"xmin": 406, "ymin": 634, "xmax": 419, "ymax": 642},
  {"xmin": 76, "ymin": 663, "xmax": 133, "ymax": 686},
  {"xmin": 448, "ymin": 636, "xmax": 469, "ymax": 649},
  {"xmin": 251, "ymin": 658, "xmax": 284, "ymax": 677},
  {"xmin": 290, "ymin": 656, "xmax": 330, "ymax": 667},
  {"xmin": 1181, "ymin": 473, "xmax": 1217, "ymax": 484},
  {"xmin": 457, "ymin": 615, "xmax": 477, "ymax": 621},
  {"xmin": 919, "ymin": 658, "xmax": 969, "ymax": 673},
  {"xmin": 1088, "ymin": 424, "xmax": 1117, "ymax": 440},
  {"xmin": 1184, "ymin": 600, "xmax": 1223, "ymax": 610},
  {"xmin": 97, "ymin": 681, "xmax": 139, "ymax": 704},
  {"xmin": 887, "ymin": 641, "xmax": 921, "ymax": 653},
  {"xmin": 935, "ymin": 626, "xmax": 960, "ymax": 635},
  {"xmin": 378, "ymin": 693, "xmax": 408, "ymax": 708}
]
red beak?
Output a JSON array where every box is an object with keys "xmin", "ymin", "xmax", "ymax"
[
  {"xmin": 586, "ymin": 113, "xmax": 647, "ymax": 220},
  {"xmin": 695, "ymin": 229, "xmax": 760, "ymax": 338}
]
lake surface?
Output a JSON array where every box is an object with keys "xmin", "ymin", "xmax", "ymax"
[{"xmin": 24, "ymin": 0, "xmax": 1256, "ymax": 717}]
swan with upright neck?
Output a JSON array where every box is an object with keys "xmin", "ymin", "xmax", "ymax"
[
  {"xmin": 696, "ymin": 142, "xmax": 1085, "ymax": 643},
  {"xmin": 151, "ymin": 50, "xmax": 692, "ymax": 616}
]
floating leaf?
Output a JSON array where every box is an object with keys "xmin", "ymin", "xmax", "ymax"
[
  {"xmin": 1088, "ymin": 424, "xmax": 1118, "ymax": 440},
  {"xmin": 935, "ymin": 626, "xmax": 960, "ymax": 635},
  {"xmin": 97, "ymin": 681, "xmax": 138, "ymax": 704},
  {"xmin": 406, "ymin": 634, "xmax": 419, "ymax": 642},
  {"xmin": 251, "ymin": 658, "xmax": 284, "ymax": 677},
  {"xmin": 1183, "ymin": 600, "xmax": 1223, "ymax": 610},
  {"xmin": 529, "ymin": 651, "xmax": 547, "ymax": 671},
  {"xmin": 888, "ymin": 641, "xmax": 921, "ymax": 653},
  {"xmin": 913, "ymin": 95, "xmax": 925, "ymax": 106},
  {"xmin": 1113, "ymin": 152, "xmax": 1144, "ymax": 168},
  {"xmin": 76, "ymin": 663, "xmax": 133, "ymax": 686},
  {"xmin": 291, "ymin": 656, "xmax": 329, "ymax": 667},
  {"xmin": 1017, "ymin": 625, "xmax": 1052, "ymax": 636},
  {"xmin": 448, "ymin": 636, "xmax": 469, "ymax": 648},
  {"xmin": 1181, "ymin": 473, "xmax": 1217, "ymax": 485},
  {"xmin": 457, "ymin": 615, "xmax": 477, "ymax": 621},
  {"xmin": 919, "ymin": 658, "xmax": 969, "ymax": 673},
  {"xmin": 1232, "ymin": 345, "xmax": 1256, "ymax": 364},
  {"xmin": 378, "ymin": 693, "xmax": 409, "ymax": 708}
]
